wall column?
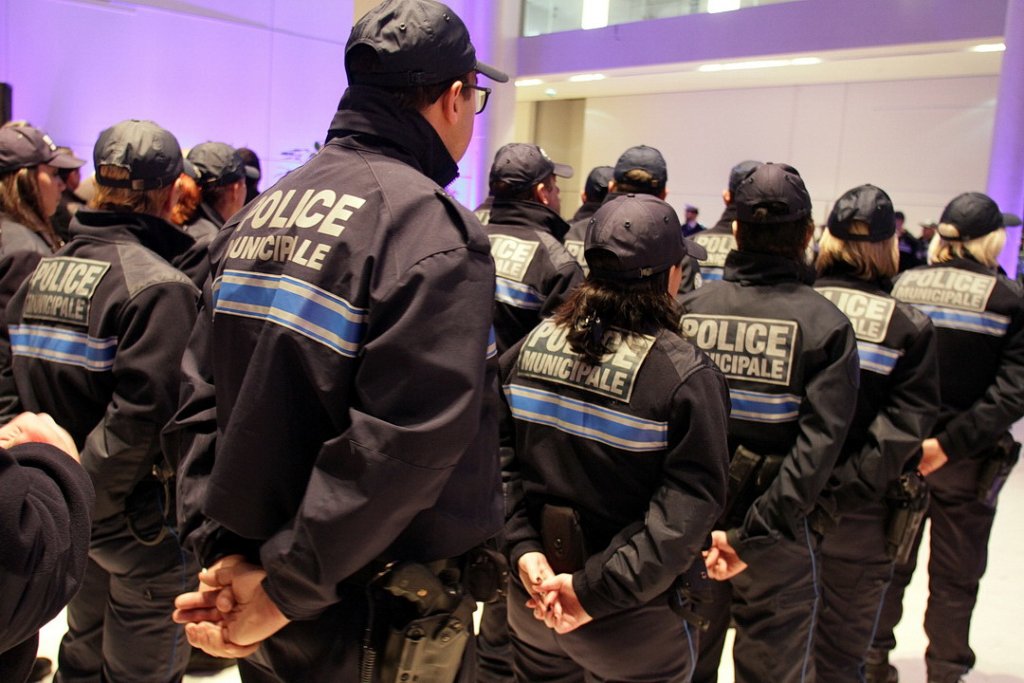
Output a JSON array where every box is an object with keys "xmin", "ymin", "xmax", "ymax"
[{"xmin": 990, "ymin": 0, "xmax": 1024, "ymax": 276}]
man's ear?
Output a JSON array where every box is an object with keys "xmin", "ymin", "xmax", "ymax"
[
  {"xmin": 439, "ymin": 80, "xmax": 465, "ymax": 125},
  {"xmin": 533, "ymin": 182, "xmax": 550, "ymax": 206}
]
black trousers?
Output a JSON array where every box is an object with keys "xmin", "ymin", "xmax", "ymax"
[
  {"xmin": 476, "ymin": 598, "xmax": 514, "ymax": 683},
  {"xmin": 507, "ymin": 580, "xmax": 696, "ymax": 682},
  {"xmin": 815, "ymin": 504, "xmax": 894, "ymax": 682},
  {"xmin": 54, "ymin": 514, "xmax": 197, "ymax": 683},
  {"xmin": 871, "ymin": 456, "xmax": 1000, "ymax": 681},
  {"xmin": 693, "ymin": 520, "xmax": 821, "ymax": 683}
]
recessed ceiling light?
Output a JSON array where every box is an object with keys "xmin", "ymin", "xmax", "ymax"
[
  {"xmin": 514, "ymin": 78, "xmax": 545, "ymax": 87},
  {"xmin": 699, "ymin": 57, "xmax": 822, "ymax": 72},
  {"xmin": 707, "ymin": 0, "xmax": 741, "ymax": 13},
  {"xmin": 970, "ymin": 43, "xmax": 1006, "ymax": 53},
  {"xmin": 568, "ymin": 73, "xmax": 606, "ymax": 82},
  {"xmin": 790, "ymin": 57, "xmax": 823, "ymax": 66}
]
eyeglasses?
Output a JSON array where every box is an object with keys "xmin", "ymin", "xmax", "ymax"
[{"xmin": 461, "ymin": 83, "xmax": 492, "ymax": 115}]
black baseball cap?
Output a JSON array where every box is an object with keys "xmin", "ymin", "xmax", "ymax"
[
  {"xmin": 94, "ymin": 120, "xmax": 196, "ymax": 190},
  {"xmin": 585, "ymin": 194, "xmax": 707, "ymax": 281},
  {"xmin": 0, "ymin": 125, "xmax": 85, "ymax": 174},
  {"xmin": 584, "ymin": 166, "xmax": 614, "ymax": 201},
  {"xmin": 827, "ymin": 184, "xmax": 895, "ymax": 242},
  {"xmin": 489, "ymin": 143, "xmax": 573, "ymax": 194},
  {"xmin": 727, "ymin": 159, "xmax": 761, "ymax": 195},
  {"xmin": 187, "ymin": 142, "xmax": 247, "ymax": 186},
  {"xmin": 345, "ymin": 0, "xmax": 508, "ymax": 87},
  {"xmin": 938, "ymin": 192, "xmax": 1022, "ymax": 241},
  {"xmin": 613, "ymin": 145, "xmax": 667, "ymax": 191},
  {"xmin": 734, "ymin": 162, "xmax": 812, "ymax": 224}
]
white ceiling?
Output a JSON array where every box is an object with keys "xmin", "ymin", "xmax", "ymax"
[{"xmin": 513, "ymin": 38, "xmax": 1006, "ymax": 101}]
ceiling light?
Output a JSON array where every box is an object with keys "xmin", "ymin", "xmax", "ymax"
[
  {"xmin": 514, "ymin": 78, "xmax": 544, "ymax": 87},
  {"xmin": 970, "ymin": 43, "xmax": 1006, "ymax": 53},
  {"xmin": 699, "ymin": 57, "xmax": 822, "ymax": 72},
  {"xmin": 568, "ymin": 73, "xmax": 606, "ymax": 82},
  {"xmin": 581, "ymin": 0, "xmax": 610, "ymax": 29},
  {"xmin": 707, "ymin": 0, "xmax": 741, "ymax": 13},
  {"xmin": 790, "ymin": 57, "xmax": 823, "ymax": 66}
]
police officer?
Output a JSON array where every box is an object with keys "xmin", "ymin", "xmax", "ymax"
[
  {"xmin": 171, "ymin": 1, "xmax": 509, "ymax": 681},
  {"xmin": 812, "ymin": 184, "xmax": 940, "ymax": 682},
  {"xmin": 484, "ymin": 143, "xmax": 582, "ymax": 355},
  {"xmin": 181, "ymin": 142, "xmax": 249, "ymax": 242},
  {"xmin": 569, "ymin": 164, "xmax": 613, "ymax": 223},
  {"xmin": 4, "ymin": 119, "xmax": 201, "ymax": 682},
  {"xmin": 691, "ymin": 159, "xmax": 760, "ymax": 284},
  {"xmin": 502, "ymin": 193, "xmax": 729, "ymax": 682},
  {"xmin": 678, "ymin": 162, "xmax": 859, "ymax": 683},
  {"xmin": 869, "ymin": 193, "xmax": 1024, "ymax": 683}
]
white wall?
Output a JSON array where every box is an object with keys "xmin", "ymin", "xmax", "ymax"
[
  {"xmin": 573, "ymin": 76, "xmax": 999, "ymax": 233},
  {"xmin": 1, "ymin": 0, "xmax": 352, "ymax": 187}
]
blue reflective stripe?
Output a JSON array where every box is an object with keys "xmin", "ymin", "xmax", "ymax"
[
  {"xmin": 494, "ymin": 277, "xmax": 543, "ymax": 310},
  {"xmin": 857, "ymin": 341, "xmax": 902, "ymax": 376},
  {"xmin": 914, "ymin": 304, "xmax": 1009, "ymax": 337},
  {"xmin": 10, "ymin": 324, "xmax": 117, "ymax": 371},
  {"xmin": 487, "ymin": 326, "xmax": 497, "ymax": 359},
  {"xmin": 213, "ymin": 270, "xmax": 367, "ymax": 357},
  {"xmin": 729, "ymin": 388, "xmax": 801, "ymax": 423},
  {"xmin": 700, "ymin": 268, "xmax": 724, "ymax": 281},
  {"xmin": 504, "ymin": 384, "xmax": 667, "ymax": 452}
]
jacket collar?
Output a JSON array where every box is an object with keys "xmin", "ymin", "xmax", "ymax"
[
  {"xmin": 489, "ymin": 199, "xmax": 571, "ymax": 242},
  {"xmin": 69, "ymin": 208, "xmax": 195, "ymax": 262},
  {"xmin": 724, "ymin": 249, "xmax": 816, "ymax": 286},
  {"xmin": 325, "ymin": 85, "xmax": 460, "ymax": 188}
]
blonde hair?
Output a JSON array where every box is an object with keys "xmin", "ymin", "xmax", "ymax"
[
  {"xmin": 928, "ymin": 223, "xmax": 1006, "ymax": 268},
  {"xmin": 0, "ymin": 167, "xmax": 62, "ymax": 251},
  {"xmin": 816, "ymin": 221, "xmax": 898, "ymax": 280},
  {"xmin": 90, "ymin": 166, "xmax": 174, "ymax": 217}
]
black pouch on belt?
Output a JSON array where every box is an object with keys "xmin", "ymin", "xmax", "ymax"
[
  {"xmin": 885, "ymin": 471, "xmax": 929, "ymax": 564},
  {"xmin": 977, "ymin": 433, "xmax": 1020, "ymax": 508},
  {"xmin": 541, "ymin": 504, "xmax": 588, "ymax": 574}
]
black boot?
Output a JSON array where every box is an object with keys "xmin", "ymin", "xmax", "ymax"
[
  {"xmin": 27, "ymin": 657, "xmax": 53, "ymax": 682},
  {"xmin": 864, "ymin": 649, "xmax": 898, "ymax": 683}
]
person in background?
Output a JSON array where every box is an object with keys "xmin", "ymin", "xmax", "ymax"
[
  {"xmin": 180, "ymin": 142, "xmax": 249, "ymax": 243},
  {"xmin": 170, "ymin": 1, "xmax": 509, "ymax": 680},
  {"xmin": 502, "ymin": 193, "xmax": 728, "ymax": 682},
  {"xmin": 563, "ymin": 165, "xmax": 613, "ymax": 272},
  {"xmin": 0, "ymin": 413, "xmax": 94, "ymax": 683},
  {"xmin": 812, "ymin": 184, "xmax": 940, "ymax": 682},
  {"xmin": 236, "ymin": 147, "xmax": 262, "ymax": 204},
  {"xmin": 870, "ymin": 193, "xmax": 1024, "ymax": 683},
  {"xmin": 682, "ymin": 204, "xmax": 704, "ymax": 237},
  {"xmin": 679, "ymin": 162, "xmax": 859, "ymax": 683},
  {"xmin": 49, "ymin": 146, "xmax": 89, "ymax": 243},
  {"xmin": 896, "ymin": 210, "xmax": 927, "ymax": 272},
  {"xmin": 692, "ymin": 159, "xmax": 760, "ymax": 284}
]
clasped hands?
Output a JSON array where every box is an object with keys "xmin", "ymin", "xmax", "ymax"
[
  {"xmin": 172, "ymin": 554, "xmax": 290, "ymax": 659},
  {"xmin": 517, "ymin": 552, "xmax": 593, "ymax": 634}
]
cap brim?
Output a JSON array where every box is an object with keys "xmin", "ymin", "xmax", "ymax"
[
  {"xmin": 244, "ymin": 165, "xmax": 261, "ymax": 180},
  {"xmin": 1002, "ymin": 212, "xmax": 1022, "ymax": 227},
  {"xmin": 183, "ymin": 159, "xmax": 199, "ymax": 180},
  {"xmin": 683, "ymin": 236, "xmax": 707, "ymax": 261},
  {"xmin": 475, "ymin": 60, "xmax": 508, "ymax": 83},
  {"xmin": 552, "ymin": 161, "xmax": 574, "ymax": 179},
  {"xmin": 50, "ymin": 152, "xmax": 85, "ymax": 170}
]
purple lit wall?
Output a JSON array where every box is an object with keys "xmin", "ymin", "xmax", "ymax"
[
  {"xmin": 0, "ymin": 0, "xmax": 352, "ymax": 188},
  {"xmin": 989, "ymin": 0, "xmax": 1024, "ymax": 277}
]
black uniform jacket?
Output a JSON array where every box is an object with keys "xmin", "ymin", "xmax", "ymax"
[
  {"xmin": 502, "ymin": 320, "xmax": 730, "ymax": 620},
  {"xmin": 486, "ymin": 199, "xmax": 583, "ymax": 355},
  {"xmin": 3, "ymin": 209, "xmax": 198, "ymax": 522},
  {"xmin": 175, "ymin": 85, "xmax": 503, "ymax": 621},
  {"xmin": 691, "ymin": 207, "xmax": 736, "ymax": 284},
  {"xmin": 815, "ymin": 267, "xmax": 939, "ymax": 515},
  {"xmin": 891, "ymin": 257, "xmax": 1024, "ymax": 459},
  {"xmin": 678, "ymin": 250, "xmax": 859, "ymax": 546},
  {"xmin": 569, "ymin": 199, "xmax": 602, "ymax": 224},
  {"xmin": 0, "ymin": 442, "xmax": 94, "ymax": 655}
]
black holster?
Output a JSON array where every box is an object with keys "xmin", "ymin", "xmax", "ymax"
[
  {"xmin": 124, "ymin": 463, "xmax": 174, "ymax": 547},
  {"xmin": 977, "ymin": 433, "xmax": 1020, "ymax": 508},
  {"xmin": 541, "ymin": 504, "xmax": 588, "ymax": 574},
  {"xmin": 720, "ymin": 445, "xmax": 784, "ymax": 528},
  {"xmin": 363, "ymin": 561, "xmax": 474, "ymax": 683},
  {"xmin": 669, "ymin": 558, "xmax": 712, "ymax": 632},
  {"xmin": 884, "ymin": 471, "xmax": 929, "ymax": 565}
]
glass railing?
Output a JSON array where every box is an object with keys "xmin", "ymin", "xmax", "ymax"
[{"xmin": 522, "ymin": 0, "xmax": 801, "ymax": 37}]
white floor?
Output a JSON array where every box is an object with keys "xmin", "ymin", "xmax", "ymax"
[{"xmin": 36, "ymin": 433, "xmax": 1024, "ymax": 682}]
